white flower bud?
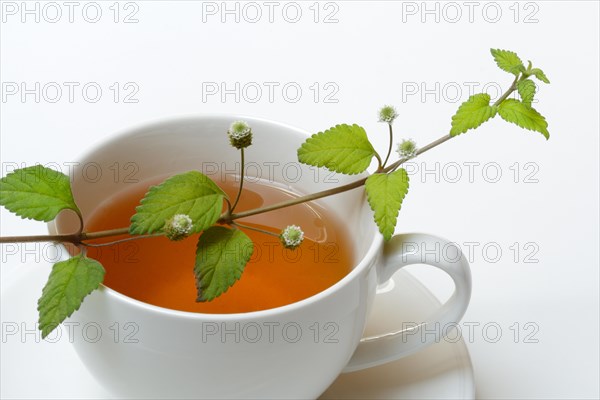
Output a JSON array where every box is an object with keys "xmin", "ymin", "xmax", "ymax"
[
  {"xmin": 280, "ymin": 225, "xmax": 304, "ymax": 250},
  {"xmin": 396, "ymin": 139, "xmax": 418, "ymax": 158},
  {"xmin": 378, "ymin": 105, "xmax": 398, "ymax": 124},
  {"xmin": 228, "ymin": 121, "xmax": 253, "ymax": 149},
  {"xmin": 164, "ymin": 214, "xmax": 193, "ymax": 241}
]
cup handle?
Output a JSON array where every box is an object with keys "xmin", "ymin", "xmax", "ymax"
[{"xmin": 343, "ymin": 233, "xmax": 472, "ymax": 373}]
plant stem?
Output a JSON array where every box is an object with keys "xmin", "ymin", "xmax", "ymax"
[
  {"xmin": 81, "ymin": 233, "xmax": 163, "ymax": 247},
  {"xmin": 389, "ymin": 134, "xmax": 453, "ymax": 171},
  {"xmin": 225, "ymin": 133, "xmax": 451, "ymax": 222},
  {"xmin": 382, "ymin": 124, "xmax": 394, "ymax": 167},
  {"xmin": 1, "ymin": 82, "xmax": 518, "ymax": 246},
  {"xmin": 495, "ymin": 75, "xmax": 520, "ymax": 106},
  {"xmin": 0, "ymin": 227, "xmax": 132, "ymax": 244},
  {"xmin": 0, "ymin": 131, "xmax": 474, "ymax": 245},
  {"xmin": 374, "ymin": 152, "xmax": 383, "ymax": 171},
  {"xmin": 227, "ymin": 176, "xmax": 367, "ymax": 222},
  {"xmin": 231, "ymin": 148, "xmax": 245, "ymax": 212},
  {"xmin": 232, "ymin": 221, "xmax": 279, "ymax": 238},
  {"xmin": 82, "ymin": 227, "xmax": 131, "ymax": 240},
  {"xmin": 75, "ymin": 210, "xmax": 84, "ymax": 236},
  {"xmin": 0, "ymin": 233, "xmax": 80, "ymax": 244},
  {"xmin": 227, "ymin": 80, "xmax": 519, "ymax": 222}
]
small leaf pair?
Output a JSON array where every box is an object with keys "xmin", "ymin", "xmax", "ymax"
[
  {"xmin": 450, "ymin": 93, "xmax": 549, "ymax": 139},
  {"xmin": 0, "ymin": 166, "xmax": 103, "ymax": 338},
  {"xmin": 129, "ymin": 171, "xmax": 252, "ymax": 302},
  {"xmin": 490, "ymin": 49, "xmax": 550, "ymax": 83},
  {"xmin": 450, "ymin": 49, "xmax": 550, "ymax": 139},
  {"xmin": 298, "ymin": 124, "xmax": 410, "ymax": 241}
]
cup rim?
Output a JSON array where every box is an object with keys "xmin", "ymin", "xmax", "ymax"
[{"xmin": 60, "ymin": 114, "xmax": 384, "ymax": 321}]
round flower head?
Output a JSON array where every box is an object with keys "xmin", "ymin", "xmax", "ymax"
[
  {"xmin": 378, "ymin": 105, "xmax": 398, "ymax": 124},
  {"xmin": 396, "ymin": 139, "xmax": 418, "ymax": 158},
  {"xmin": 228, "ymin": 121, "xmax": 253, "ymax": 149},
  {"xmin": 280, "ymin": 225, "xmax": 304, "ymax": 250},
  {"xmin": 164, "ymin": 214, "xmax": 193, "ymax": 241}
]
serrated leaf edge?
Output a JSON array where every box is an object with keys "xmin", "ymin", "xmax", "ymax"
[
  {"xmin": 0, "ymin": 166, "xmax": 80, "ymax": 222},
  {"xmin": 297, "ymin": 124, "xmax": 376, "ymax": 175},
  {"xmin": 498, "ymin": 99, "xmax": 550, "ymax": 140},
  {"xmin": 365, "ymin": 169, "xmax": 410, "ymax": 241},
  {"xmin": 450, "ymin": 93, "xmax": 498, "ymax": 137},
  {"xmin": 37, "ymin": 255, "xmax": 105, "ymax": 338},
  {"xmin": 194, "ymin": 227, "xmax": 253, "ymax": 302},
  {"xmin": 129, "ymin": 171, "xmax": 226, "ymax": 235}
]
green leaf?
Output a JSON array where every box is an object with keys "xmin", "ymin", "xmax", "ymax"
[
  {"xmin": 450, "ymin": 94, "xmax": 498, "ymax": 136},
  {"xmin": 498, "ymin": 99, "xmax": 549, "ymax": 139},
  {"xmin": 365, "ymin": 169, "xmax": 410, "ymax": 241},
  {"xmin": 130, "ymin": 171, "xmax": 226, "ymax": 235},
  {"xmin": 530, "ymin": 68, "xmax": 550, "ymax": 84},
  {"xmin": 297, "ymin": 124, "xmax": 377, "ymax": 175},
  {"xmin": 490, "ymin": 49, "xmax": 525, "ymax": 75},
  {"xmin": 0, "ymin": 165, "xmax": 79, "ymax": 222},
  {"xmin": 38, "ymin": 255, "xmax": 105, "ymax": 338},
  {"xmin": 195, "ymin": 226, "xmax": 253, "ymax": 302},
  {"xmin": 517, "ymin": 79, "xmax": 536, "ymax": 106}
]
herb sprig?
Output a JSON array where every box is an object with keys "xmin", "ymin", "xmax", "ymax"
[{"xmin": 0, "ymin": 49, "xmax": 551, "ymax": 338}]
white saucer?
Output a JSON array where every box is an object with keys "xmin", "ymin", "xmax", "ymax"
[{"xmin": 1, "ymin": 266, "xmax": 475, "ymax": 399}]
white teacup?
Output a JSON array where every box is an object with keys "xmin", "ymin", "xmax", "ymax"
[{"xmin": 53, "ymin": 115, "xmax": 471, "ymax": 399}]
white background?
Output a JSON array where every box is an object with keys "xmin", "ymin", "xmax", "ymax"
[{"xmin": 1, "ymin": 1, "xmax": 599, "ymax": 398}]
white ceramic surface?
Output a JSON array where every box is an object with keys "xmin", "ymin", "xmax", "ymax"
[{"xmin": 0, "ymin": 266, "xmax": 475, "ymax": 399}]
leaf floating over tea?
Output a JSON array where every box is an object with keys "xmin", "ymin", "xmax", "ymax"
[
  {"xmin": 297, "ymin": 124, "xmax": 378, "ymax": 175},
  {"xmin": 130, "ymin": 171, "xmax": 227, "ymax": 235},
  {"xmin": 195, "ymin": 226, "xmax": 253, "ymax": 302},
  {"xmin": 0, "ymin": 165, "xmax": 80, "ymax": 222},
  {"xmin": 365, "ymin": 169, "xmax": 410, "ymax": 241},
  {"xmin": 37, "ymin": 255, "xmax": 105, "ymax": 339}
]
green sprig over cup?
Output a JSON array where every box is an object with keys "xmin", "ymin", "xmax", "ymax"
[{"xmin": 0, "ymin": 49, "xmax": 551, "ymax": 338}]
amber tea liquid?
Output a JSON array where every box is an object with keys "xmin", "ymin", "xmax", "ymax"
[{"xmin": 85, "ymin": 176, "xmax": 354, "ymax": 314}]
